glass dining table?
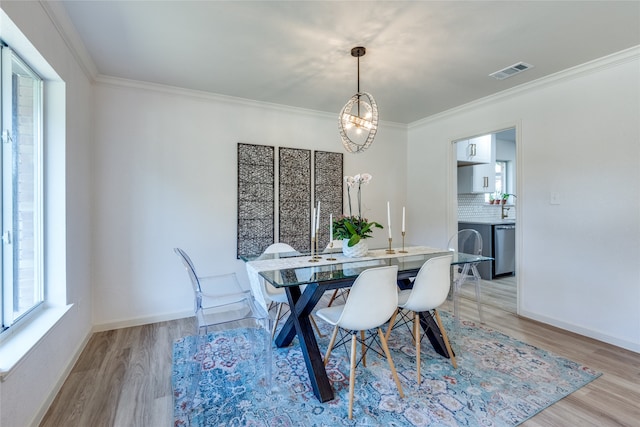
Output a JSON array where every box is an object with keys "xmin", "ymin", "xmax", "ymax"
[{"xmin": 242, "ymin": 246, "xmax": 492, "ymax": 403}]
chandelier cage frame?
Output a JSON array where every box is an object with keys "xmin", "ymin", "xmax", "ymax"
[{"xmin": 339, "ymin": 47, "xmax": 379, "ymax": 154}]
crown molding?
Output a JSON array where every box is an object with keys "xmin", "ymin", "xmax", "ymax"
[
  {"xmin": 409, "ymin": 45, "xmax": 640, "ymax": 129},
  {"xmin": 38, "ymin": 0, "xmax": 98, "ymax": 81},
  {"xmin": 94, "ymin": 74, "xmax": 407, "ymax": 129}
]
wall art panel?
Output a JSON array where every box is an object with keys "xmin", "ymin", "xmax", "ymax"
[
  {"xmin": 314, "ymin": 151, "xmax": 343, "ymax": 250},
  {"xmin": 279, "ymin": 147, "xmax": 311, "ymax": 252},
  {"xmin": 237, "ymin": 143, "xmax": 274, "ymax": 258}
]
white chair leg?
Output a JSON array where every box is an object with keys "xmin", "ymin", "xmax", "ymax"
[{"xmin": 348, "ymin": 333, "xmax": 357, "ymax": 420}]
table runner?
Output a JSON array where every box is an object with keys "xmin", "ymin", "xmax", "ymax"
[{"xmin": 245, "ymin": 246, "xmax": 446, "ymax": 310}]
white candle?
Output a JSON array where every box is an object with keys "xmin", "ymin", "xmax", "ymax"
[
  {"xmin": 329, "ymin": 213, "xmax": 333, "ymax": 241},
  {"xmin": 311, "ymin": 207, "xmax": 316, "ymax": 237},
  {"xmin": 387, "ymin": 201, "xmax": 392, "ymax": 238},
  {"xmin": 316, "ymin": 201, "xmax": 321, "ymax": 231},
  {"xmin": 402, "ymin": 206, "xmax": 405, "ymax": 233}
]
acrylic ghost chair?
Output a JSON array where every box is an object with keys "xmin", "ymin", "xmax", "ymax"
[
  {"xmin": 385, "ymin": 254, "xmax": 457, "ymax": 385},
  {"xmin": 174, "ymin": 247, "xmax": 272, "ymax": 420},
  {"xmin": 259, "ymin": 243, "xmax": 324, "ymax": 339},
  {"xmin": 316, "ymin": 265, "xmax": 404, "ymax": 419},
  {"xmin": 447, "ymin": 229, "xmax": 484, "ymax": 323}
]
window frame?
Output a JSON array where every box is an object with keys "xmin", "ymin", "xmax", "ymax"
[{"xmin": 0, "ymin": 44, "xmax": 45, "ymax": 332}]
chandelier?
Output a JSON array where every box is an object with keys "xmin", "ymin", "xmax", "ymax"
[{"xmin": 339, "ymin": 47, "xmax": 378, "ymax": 154}]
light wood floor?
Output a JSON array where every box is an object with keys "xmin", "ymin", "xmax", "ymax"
[
  {"xmin": 40, "ymin": 290, "xmax": 640, "ymax": 427},
  {"xmin": 457, "ymin": 274, "xmax": 517, "ymax": 314}
]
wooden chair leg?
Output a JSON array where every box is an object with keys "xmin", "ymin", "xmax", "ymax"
[
  {"xmin": 324, "ymin": 325, "xmax": 339, "ymax": 366},
  {"xmin": 360, "ymin": 330, "xmax": 367, "ymax": 367},
  {"xmin": 271, "ymin": 303, "xmax": 284, "ymax": 340},
  {"xmin": 348, "ymin": 333, "xmax": 357, "ymax": 420},
  {"xmin": 327, "ymin": 289, "xmax": 340, "ymax": 307},
  {"xmin": 377, "ymin": 328, "xmax": 404, "ymax": 398},
  {"xmin": 433, "ymin": 309, "xmax": 457, "ymax": 369},
  {"xmin": 415, "ymin": 312, "xmax": 421, "ymax": 384},
  {"xmin": 384, "ymin": 308, "xmax": 399, "ymax": 342},
  {"xmin": 411, "ymin": 311, "xmax": 417, "ymax": 346},
  {"xmin": 310, "ymin": 315, "xmax": 325, "ymax": 338}
]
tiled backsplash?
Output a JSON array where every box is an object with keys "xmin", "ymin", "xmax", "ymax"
[{"xmin": 458, "ymin": 194, "xmax": 516, "ymax": 221}]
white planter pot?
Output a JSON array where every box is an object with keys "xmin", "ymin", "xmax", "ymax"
[{"xmin": 342, "ymin": 239, "xmax": 369, "ymax": 258}]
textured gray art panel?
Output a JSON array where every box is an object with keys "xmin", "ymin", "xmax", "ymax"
[
  {"xmin": 279, "ymin": 148, "xmax": 311, "ymax": 252},
  {"xmin": 237, "ymin": 143, "xmax": 274, "ymax": 258},
  {"xmin": 314, "ymin": 151, "xmax": 343, "ymax": 250}
]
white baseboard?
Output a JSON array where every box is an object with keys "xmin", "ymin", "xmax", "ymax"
[
  {"xmin": 29, "ymin": 328, "xmax": 93, "ymax": 427},
  {"xmin": 519, "ymin": 309, "xmax": 640, "ymax": 354},
  {"xmin": 92, "ymin": 310, "xmax": 193, "ymax": 333}
]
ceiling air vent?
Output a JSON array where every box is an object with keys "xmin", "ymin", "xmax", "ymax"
[{"xmin": 489, "ymin": 62, "xmax": 534, "ymax": 80}]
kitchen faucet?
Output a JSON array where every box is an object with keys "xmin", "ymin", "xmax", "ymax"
[
  {"xmin": 501, "ymin": 194, "xmax": 517, "ymax": 219},
  {"xmin": 501, "ymin": 204, "xmax": 510, "ymax": 219}
]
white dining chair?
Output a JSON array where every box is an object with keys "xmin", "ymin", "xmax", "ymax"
[
  {"xmin": 316, "ymin": 265, "xmax": 404, "ymax": 419},
  {"xmin": 260, "ymin": 243, "xmax": 323, "ymax": 339},
  {"xmin": 385, "ymin": 254, "xmax": 457, "ymax": 385}
]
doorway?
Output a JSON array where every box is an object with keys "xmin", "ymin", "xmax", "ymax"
[{"xmin": 454, "ymin": 127, "xmax": 517, "ymax": 314}]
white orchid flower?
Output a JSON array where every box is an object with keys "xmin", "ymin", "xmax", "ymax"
[
  {"xmin": 353, "ymin": 174, "xmax": 361, "ymax": 183},
  {"xmin": 360, "ymin": 173, "xmax": 372, "ymax": 185},
  {"xmin": 344, "ymin": 176, "xmax": 356, "ymax": 187}
]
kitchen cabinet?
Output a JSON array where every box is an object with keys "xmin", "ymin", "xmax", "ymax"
[
  {"xmin": 459, "ymin": 221, "xmax": 516, "ymax": 279},
  {"xmin": 456, "ymin": 134, "xmax": 493, "ymax": 165},
  {"xmin": 457, "ymin": 134, "xmax": 496, "ymax": 194},
  {"xmin": 457, "ymin": 163, "xmax": 495, "ymax": 193}
]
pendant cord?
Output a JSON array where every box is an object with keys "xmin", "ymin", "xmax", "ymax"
[{"xmin": 357, "ymin": 56, "xmax": 361, "ymax": 117}]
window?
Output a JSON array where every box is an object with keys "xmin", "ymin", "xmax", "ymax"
[
  {"xmin": 485, "ymin": 160, "xmax": 509, "ymax": 202},
  {"xmin": 1, "ymin": 44, "xmax": 44, "ymax": 332},
  {"xmin": 495, "ymin": 160, "xmax": 507, "ymax": 195}
]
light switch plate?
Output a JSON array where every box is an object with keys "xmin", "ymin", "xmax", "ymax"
[{"xmin": 550, "ymin": 192, "xmax": 560, "ymax": 205}]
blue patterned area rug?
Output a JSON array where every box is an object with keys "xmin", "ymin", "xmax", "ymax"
[{"xmin": 172, "ymin": 312, "xmax": 601, "ymax": 426}]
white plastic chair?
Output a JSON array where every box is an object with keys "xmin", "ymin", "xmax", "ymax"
[
  {"xmin": 385, "ymin": 254, "xmax": 457, "ymax": 385},
  {"xmin": 260, "ymin": 243, "xmax": 323, "ymax": 339},
  {"xmin": 448, "ymin": 229, "xmax": 484, "ymax": 323},
  {"xmin": 316, "ymin": 265, "xmax": 404, "ymax": 419}
]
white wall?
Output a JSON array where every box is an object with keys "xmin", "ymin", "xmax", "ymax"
[
  {"xmin": 91, "ymin": 80, "xmax": 407, "ymax": 329},
  {"xmin": 407, "ymin": 49, "xmax": 640, "ymax": 352},
  {"xmin": 0, "ymin": 2, "xmax": 94, "ymax": 427}
]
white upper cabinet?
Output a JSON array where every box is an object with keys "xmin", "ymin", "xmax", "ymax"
[
  {"xmin": 457, "ymin": 134, "xmax": 493, "ymax": 165},
  {"xmin": 457, "ymin": 134, "xmax": 496, "ymax": 193}
]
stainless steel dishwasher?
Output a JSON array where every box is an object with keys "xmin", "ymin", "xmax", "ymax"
[{"xmin": 494, "ymin": 224, "xmax": 515, "ymax": 275}]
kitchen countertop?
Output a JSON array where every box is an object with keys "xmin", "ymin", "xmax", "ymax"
[{"xmin": 459, "ymin": 219, "xmax": 516, "ymax": 225}]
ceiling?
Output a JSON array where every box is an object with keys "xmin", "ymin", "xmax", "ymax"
[{"xmin": 57, "ymin": 1, "xmax": 640, "ymax": 124}]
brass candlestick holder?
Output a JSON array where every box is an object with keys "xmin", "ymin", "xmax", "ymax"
[
  {"xmin": 386, "ymin": 237, "xmax": 395, "ymax": 254},
  {"xmin": 309, "ymin": 236, "xmax": 319, "ymax": 262},
  {"xmin": 326, "ymin": 241, "xmax": 336, "ymax": 261},
  {"xmin": 314, "ymin": 230, "xmax": 322, "ymax": 259},
  {"xmin": 399, "ymin": 231, "xmax": 408, "ymax": 253}
]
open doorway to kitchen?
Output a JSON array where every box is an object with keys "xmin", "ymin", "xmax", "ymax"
[{"xmin": 453, "ymin": 127, "xmax": 517, "ymax": 315}]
